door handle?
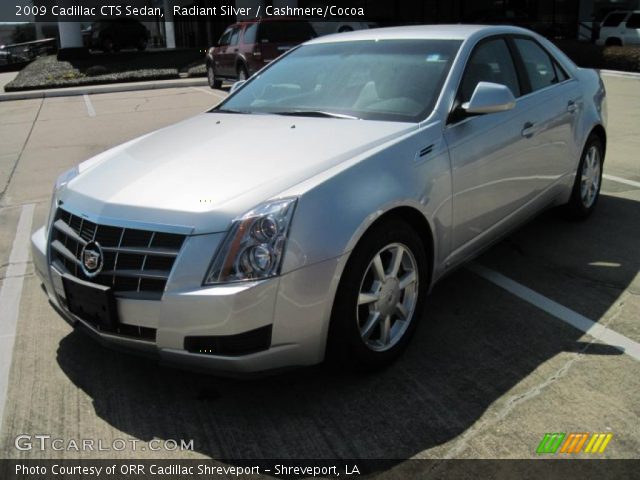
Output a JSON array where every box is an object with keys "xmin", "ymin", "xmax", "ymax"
[
  {"xmin": 233, "ymin": 48, "xmax": 239, "ymax": 52},
  {"xmin": 567, "ymin": 100, "xmax": 578, "ymax": 113},
  {"xmin": 521, "ymin": 122, "xmax": 537, "ymax": 138}
]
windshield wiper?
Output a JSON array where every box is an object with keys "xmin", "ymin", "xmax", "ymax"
[
  {"xmin": 213, "ymin": 108, "xmax": 252, "ymax": 114},
  {"xmin": 273, "ymin": 110, "xmax": 359, "ymax": 120}
]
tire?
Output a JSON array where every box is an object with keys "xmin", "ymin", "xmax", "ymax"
[
  {"xmin": 207, "ymin": 64, "xmax": 222, "ymax": 89},
  {"xmin": 563, "ymin": 134, "xmax": 604, "ymax": 220},
  {"xmin": 326, "ymin": 220, "xmax": 428, "ymax": 370},
  {"xmin": 237, "ymin": 64, "xmax": 248, "ymax": 81},
  {"xmin": 605, "ymin": 37, "xmax": 622, "ymax": 47}
]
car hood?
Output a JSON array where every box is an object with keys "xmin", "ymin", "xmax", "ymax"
[{"xmin": 59, "ymin": 113, "xmax": 415, "ymax": 234}]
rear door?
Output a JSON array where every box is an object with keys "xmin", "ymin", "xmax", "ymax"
[{"xmin": 510, "ymin": 36, "xmax": 580, "ymax": 186}]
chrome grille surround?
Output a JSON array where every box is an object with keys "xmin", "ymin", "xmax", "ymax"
[{"xmin": 49, "ymin": 207, "xmax": 186, "ymax": 301}]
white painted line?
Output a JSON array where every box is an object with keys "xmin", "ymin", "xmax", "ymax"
[
  {"xmin": 0, "ymin": 203, "xmax": 35, "ymax": 430},
  {"xmin": 190, "ymin": 86, "xmax": 227, "ymax": 98},
  {"xmin": 83, "ymin": 93, "xmax": 96, "ymax": 117},
  {"xmin": 603, "ymin": 174, "xmax": 640, "ymax": 189},
  {"xmin": 468, "ymin": 262, "xmax": 640, "ymax": 362},
  {"xmin": 599, "ymin": 69, "xmax": 640, "ymax": 80}
]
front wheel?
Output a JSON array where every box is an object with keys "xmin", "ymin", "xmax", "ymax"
[
  {"xmin": 327, "ymin": 220, "xmax": 428, "ymax": 369},
  {"xmin": 564, "ymin": 134, "xmax": 604, "ymax": 220}
]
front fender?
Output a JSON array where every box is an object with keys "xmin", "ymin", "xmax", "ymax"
[{"xmin": 280, "ymin": 123, "xmax": 452, "ymax": 285}]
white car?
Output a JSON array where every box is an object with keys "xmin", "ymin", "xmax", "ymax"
[
  {"xmin": 597, "ymin": 10, "xmax": 640, "ymax": 46},
  {"xmin": 32, "ymin": 25, "xmax": 606, "ymax": 374}
]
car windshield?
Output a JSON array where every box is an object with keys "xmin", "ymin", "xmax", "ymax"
[{"xmin": 214, "ymin": 39, "xmax": 462, "ymax": 122}]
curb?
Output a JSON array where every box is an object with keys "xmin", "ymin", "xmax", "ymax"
[
  {"xmin": 0, "ymin": 77, "xmax": 208, "ymax": 101},
  {"xmin": 598, "ymin": 69, "xmax": 640, "ymax": 79}
]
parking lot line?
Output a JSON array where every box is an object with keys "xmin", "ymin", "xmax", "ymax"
[
  {"xmin": 83, "ymin": 94, "xmax": 96, "ymax": 117},
  {"xmin": 190, "ymin": 86, "xmax": 227, "ymax": 99},
  {"xmin": 603, "ymin": 174, "xmax": 640, "ymax": 189},
  {"xmin": 0, "ymin": 203, "xmax": 35, "ymax": 431},
  {"xmin": 468, "ymin": 262, "xmax": 640, "ymax": 362}
]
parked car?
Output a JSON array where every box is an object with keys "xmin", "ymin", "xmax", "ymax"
[
  {"xmin": 596, "ymin": 10, "xmax": 640, "ymax": 46},
  {"xmin": 310, "ymin": 21, "xmax": 376, "ymax": 36},
  {"xmin": 205, "ymin": 18, "xmax": 316, "ymax": 88},
  {"xmin": 32, "ymin": 25, "xmax": 606, "ymax": 374},
  {"xmin": 0, "ymin": 49, "xmax": 14, "ymax": 65},
  {"xmin": 83, "ymin": 19, "xmax": 150, "ymax": 52}
]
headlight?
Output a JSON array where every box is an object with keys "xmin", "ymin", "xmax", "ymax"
[
  {"xmin": 46, "ymin": 166, "xmax": 79, "ymax": 234},
  {"xmin": 204, "ymin": 198, "xmax": 297, "ymax": 285}
]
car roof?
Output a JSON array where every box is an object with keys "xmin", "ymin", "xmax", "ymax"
[{"xmin": 306, "ymin": 24, "xmax": 535, "ymax": 44}]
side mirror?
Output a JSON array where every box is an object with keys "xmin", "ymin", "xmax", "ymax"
[
  {"xmin": 462, "ymin": 82, "xmax": 516, "ymax": 114},
  {"xmin": 230, "ymin": 80, "xmax": 246, "ymax": 94}
]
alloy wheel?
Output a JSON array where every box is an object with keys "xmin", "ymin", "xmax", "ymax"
[
  {"xmin": 356, "ymin": 243, "xmax": 419, "ymax": 352},
  {"xmin": 581, "ymin": 145, "xmax": 601, "ymax": 208}
]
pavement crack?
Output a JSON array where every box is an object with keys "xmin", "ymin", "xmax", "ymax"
[
  {"xmin": 439, "ymin": 301, "xmax": 624, "ymax": 459},
  {"xmin": 0, "ymin": 97, "xmax": 44, "ymax": 204}
]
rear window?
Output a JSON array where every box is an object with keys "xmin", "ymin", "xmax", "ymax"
[
  {"xmin": 603, "ymin": 12, "xmax": 627, "ymax": 27},
  {"xmin": 626, "ymin": 13, "xmax": 640, "ymax": 28},
  {"xmin": 258, "ymin": 21, "xmax": 315, "ymax": 43}
]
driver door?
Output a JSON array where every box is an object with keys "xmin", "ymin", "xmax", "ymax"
[{"xmin": 444, "ymin": 37, "xmax": 535, "ymax": 260}]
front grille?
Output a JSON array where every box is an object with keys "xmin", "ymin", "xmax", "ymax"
[{"xmin": 49, "ymin": 208, "xmax": 186, "ymax": 300}]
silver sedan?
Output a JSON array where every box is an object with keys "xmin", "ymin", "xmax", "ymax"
[{"xmin": 31, "ymin": 25, "xmax": 606, "ymax": 373}]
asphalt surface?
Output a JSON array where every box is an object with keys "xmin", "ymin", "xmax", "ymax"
[{"xmin": 0, "ymin": 77, "xmax": 638, "ymax": 463}]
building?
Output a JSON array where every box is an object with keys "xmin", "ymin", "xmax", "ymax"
[{"xmin": 24, "ymin": 0, "xmax": 640, "ymax": 51}]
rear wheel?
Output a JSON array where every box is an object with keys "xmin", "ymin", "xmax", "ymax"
[
  {"xmin": 564, "ymin": 134, "xmax": 604, "ymax": 219},
  {"xmin": 605, "ymin": 37, "xmax": 622, "ymax": 46},
  {"xmin": 327, "ymin": 220, "xmax": 428, "ymax": 369}
]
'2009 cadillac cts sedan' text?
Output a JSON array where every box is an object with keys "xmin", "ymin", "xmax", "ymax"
[{"xmin": 32, "ymin": 25, "xmax": 606, "ymax": 374}]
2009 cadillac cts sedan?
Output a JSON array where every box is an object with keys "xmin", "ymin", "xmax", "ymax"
[{"xmin": 32, "ymin": 25, "xmax": 607, "ymax": 373}]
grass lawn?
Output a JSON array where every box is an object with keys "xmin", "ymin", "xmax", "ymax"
[{"xmin": 4, "ymin": 49, "xmax": 206, "ymax": 92}]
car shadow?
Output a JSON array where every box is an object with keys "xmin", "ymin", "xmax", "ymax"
[{"xmin": 55, "ymin": 192, "xmax": 637, "ymax": 464}]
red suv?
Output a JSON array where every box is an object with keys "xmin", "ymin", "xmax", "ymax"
[{"xmin": 205, "ymin": 18, "xmax": 316, "ymax": 89}]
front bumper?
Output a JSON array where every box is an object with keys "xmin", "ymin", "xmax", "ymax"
[{"xmin": 32, "ymin": 226, "xmax": 344, "ymax": 374}]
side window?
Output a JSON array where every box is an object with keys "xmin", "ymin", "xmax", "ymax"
[
  {"xmin": 626, "ymin": 13, "xmax": 640, "ymax": 28},
  {"xmin": 243, "ymin": 23, "xmax": 257, "ymax": 44},
  {"xmin": 459, "ymin": 38, "xmax": 520, "ymax": 103},
  {"xmin": 602, "ymin": 12, "xmax": 627, "ymax": 27},
  {"xmin": 513, "ymin": 38, "xmax": 560, "ymax": 91},
  {"xmin": 229, "ymin": 27, "xmax": 241, "ymax": 46},
  {"xmin": 218, "ymin": 29, "xmax": 231, "ymax": 47}
]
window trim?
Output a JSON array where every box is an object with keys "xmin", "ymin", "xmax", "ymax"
[
  {"xmin": 508, "ymin": 34, "xmax": 573, "ymax": 96},
  {"xmin": 447, "ymin": 34, "xmax": 523, "ymax": 125}
]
